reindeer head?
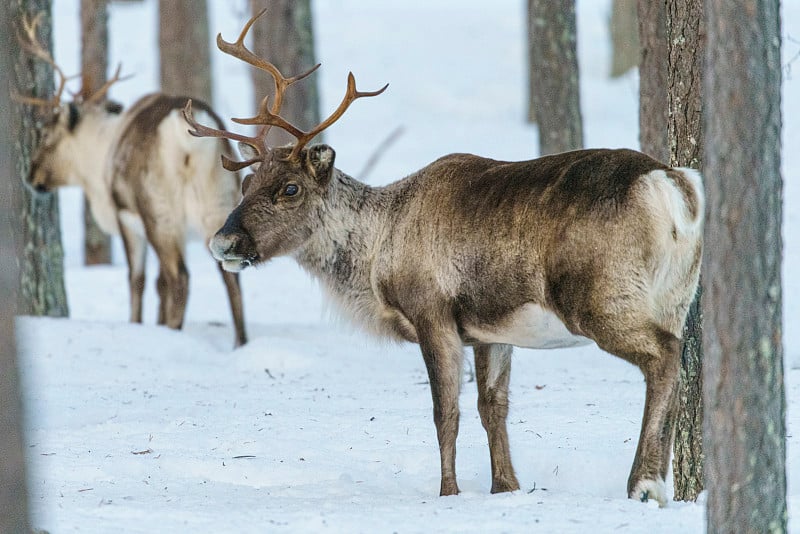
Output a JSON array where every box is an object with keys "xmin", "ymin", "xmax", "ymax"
[
  {"xmin": 15, "ymin": 13, "xmax": 126, "ymax": 193},
  {"xmin": 184, "ymin": 10, "xmax": 387, "ymax": 272}
]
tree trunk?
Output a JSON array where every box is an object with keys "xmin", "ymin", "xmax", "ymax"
[
  {"xmin": 637, "ymin": 0, "xmax": 668, "ymax": 163},
  {"xmin": 667, "ymin": 0, "xmax": 705, "ymax": 503},
  {"xmin": 12, "ymin": 0, "xmax": 69, "ymax": 318},
  {"xmin": 2, "ymin": 3, "xmax": 33, "ymax": 532},
  {"xmin": 81, "ymin": 0, "xmax": 112, "ymax": 265},
  {"xmin": 610, "ymin": 0, "xmax": 639, "ymax": 77},
  {"xmin": 249, "ymin": 0, "xmax": 321, "ymax": 146},
  {"xmin": 527, "ymin": 0, "xmax": 583, "ymax": 155},
  {"xmin": 703, "ymin": 1, "xmax": 786, "ymax": 532},
  {"xmin": 158, "ymin": 0, "xmax": 212, "ymax": 103}
]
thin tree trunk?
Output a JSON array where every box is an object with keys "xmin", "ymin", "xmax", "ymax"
[
  {"xmin": 703, "ymin": 0, "xmax": 786, "ymax": 531},
  {"xmin": 81, "ymin": 0, "xmax": 112, "ymax": 265},
  {"xmin": 2, "ymin": 3, "xmax": 34, "ymax": 531},
  {"xmin": 158, "ymin": 0, "xmax": 212, "ymax": 103},
  {"xmin": 610, "ymin": 0, "xmax": 639, "ymax": 77},
  {"xmin": 12, "ymin": 0, "xmax": 69, "ymax": 318},
  {"xmin": 667, "ymin": 0, "xmax": 704, "ymax": 503},
  {"xmin": 637, "ymin": 0, "xmax": 668, "ymax": 163},
  {"xmin": 249, "ymin": 0, "xmax": 321, "ymax": 146},
  {"xmin": 527, "ymin": 0, "xmax": 583, "ymax": 155}
]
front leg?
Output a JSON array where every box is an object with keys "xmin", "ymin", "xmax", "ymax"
[{"xmin": 416, "ymin": 318, "xmax": 464, "ymax": 496}]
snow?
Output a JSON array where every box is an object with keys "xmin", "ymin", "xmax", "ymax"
[{"xmin": 16, "ymin": 0, "xmax": 800, "ymax": 532}]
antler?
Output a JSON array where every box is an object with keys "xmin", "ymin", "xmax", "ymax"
[
  {"xmin": 234, "ymin": 72, "xmax": 388, "ymax": 161},
  {"xmin": 83, "ymin": 63, "xmax": 131, "ymax": 104},
  {"xmin": 185, "ymin": 8, "xmax": 387, "ymax": 168},
  {"xmin": 14, "ymin": 12, "xmax": 77, "ymax": 109},
  {"xmin": 183, "ymin": 99, "xmax": 265, "ymax": 171},
  {"xmin": 216, "ymin": 8, "xmax": 320, "ymax": 144},
  {"xmin": 15, "ymin": 13, "xmax": 128, "ymax": 109}
]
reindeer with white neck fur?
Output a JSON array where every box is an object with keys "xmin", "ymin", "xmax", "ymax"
[
  {"xmin": 186, "ymin": 11, "xmax": 704, "ymax": 505},
  {"xmin": 18, "ymin": 13, "xmax": 251, "ymax": 347}
]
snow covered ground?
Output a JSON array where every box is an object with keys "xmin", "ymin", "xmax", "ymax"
[{"xmin": 16, "ymin": 0, "xmax": 800, "ymax": 532}]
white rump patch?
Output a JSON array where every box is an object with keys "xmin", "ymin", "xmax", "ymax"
[
  {"xmin": 464, "ymin": 303, "xmax": 592, "ymax": 349},
  {"xmin": 630, "ymin": 477, "xmax": 667, "ymax": 507}
]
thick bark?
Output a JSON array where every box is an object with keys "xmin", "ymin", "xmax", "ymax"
[
  {"xmin": 637, "ymin": 0, "xmax": 668, "ymax": 163},
  {"xmin": 158, "ymin": 0, "xmax": 212, "ymax": 103},
  {"xmin": 703, "ymin": 1, "xmax": 786, "ymax": 531},
  {"xmin": 527, "ymin": 0, "xmax": 583, "ymax": 155},
  {"xmin": 81, "ymin": 0, "xmax": 112, "ymax": 265},
  {"xmin": 1, "ymin": 3, "xmax": 31, "ymax": 533},
  {"xmin": 249, "ymin": 0, "xmax": 321, "ymax": 146},
  {"xmin": 667, "ymin": 0, "xmax": 705, "ymax": 503},
  {"xmin": 610, "ymin": 0, "xmax": 640, "ymax": 77},
  {"xmin": 13, "ymin": 0, "xmax": 69, "ymax": 317}
]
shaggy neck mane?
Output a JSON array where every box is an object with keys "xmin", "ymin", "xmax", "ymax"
[{"xmin": 293, "ymin": 168, "xmax": 401, "ymax": 332}]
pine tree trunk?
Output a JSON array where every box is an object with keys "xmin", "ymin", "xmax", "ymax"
[
  {"xmin": 12, "ymin": 0, "xmax": 69, "ymax": 318},
  {"xmin": 158, "ymin": 0, "xmax": 212, "ymax": 103},
  {"xmin": 527, "ymin": 0, "xmax": 583, "ymax": 155},
  {"xmin": 610, "ymin": 0, "xmax": 639, "ymax": 77},
  {"xmin": 249, "ymin": 0, "xmax": 321, "ymax": 146},
  {"xmin": 667, "ymin": 0, "xmax": 704, "ymax": 503},
  {"xmin": 81, "ymin": 0, "xmax": 112, "ymax": 265},
  {"xmin": 637, "ymin": 0, "xmax": 668, "ymax": 163},
  {"xmin": 2, "ymin": 3, "xmax": 34, "ymax": 530},
  {"xmin": 703, "ymin": 0, "xmax": 786, "ymax": 531}
]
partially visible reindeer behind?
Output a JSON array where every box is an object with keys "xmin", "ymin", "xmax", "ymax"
[
  {"xmin": 187, "ymin": 12, "xmax": 703, "ymax": 505},
  {"xmin": 17, "ymin": 13, "xmax": 252, "ymax": 347}
]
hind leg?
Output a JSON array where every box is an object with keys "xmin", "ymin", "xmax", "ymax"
[
  {"xmin": 474, "ymin": 343, "xmax": 519, "ymax": 493},
  {"xmin": 148, "ymin": 234, "xmax": 188, "ymax": 330},
  {"xmin": 119, "ymin": 223, "xmax": 147, "ymax": 323},
  {"xmin": 591, "ymin": 321, "xmax": 680, "ymax": 507}
]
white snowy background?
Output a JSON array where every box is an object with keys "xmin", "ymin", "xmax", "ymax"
[{"xmin": 15, "ymin": 0, "xmax": 800, "ymax": 532}]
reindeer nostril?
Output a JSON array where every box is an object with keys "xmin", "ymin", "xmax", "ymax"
[{"xmin": 35, "ymin": 183, "xmax": 48, "ymax": 193}]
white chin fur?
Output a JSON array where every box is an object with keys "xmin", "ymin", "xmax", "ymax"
[
  {"xmin": 221, "ymin": 259, "xmax": 246, "ymax": 273},
  {"xmin": 630, "ymin": 478, "xmax": 667, "ymax": 507}
]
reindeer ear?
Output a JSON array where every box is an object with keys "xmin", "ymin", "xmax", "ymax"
[
  {"xmin": 238, "ymin": 141, "xmax": 259, "ymax": 160},
  {"xmin": 305, "ymin": 144, "xmax": 335, "ymax": 184},
  {"xmin": 67, "ymin": 102, "xmax": 81, "ymax": 131},
  {"xmin": 237, "ymin": 141, "xmax": 261, "ymax": 171}
]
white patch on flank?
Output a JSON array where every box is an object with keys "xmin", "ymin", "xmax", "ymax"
[
  {"xmin": 630, "ymin": 477, "xmax": 668, "ymax": 507},
  {"xmin": 465, "ymin": 303, "xmax": 592, "ymax": 350}
]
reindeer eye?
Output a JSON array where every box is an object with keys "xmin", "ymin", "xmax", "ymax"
[{"xmin": 284, "ymin": 184, "xmax": 299, "ymax": 196}]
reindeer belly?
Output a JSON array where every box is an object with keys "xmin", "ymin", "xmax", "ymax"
[{"xmin": 464, "ymin": 303, "xmax": 592, "ymax": 349}]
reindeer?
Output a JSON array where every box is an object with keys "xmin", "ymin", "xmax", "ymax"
[
  {"xmin": 17, "ymin": 13, "xmax": 252, "ymax": 347},
  {"xmin": 186, "ymin": 11, "xmax": 704, "ymax": 506}
]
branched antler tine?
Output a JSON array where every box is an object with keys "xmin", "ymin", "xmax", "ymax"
[
  {"xmin": 17, "ymin": 12, "xmax": 71, "ymax": 106},
  {"xmin": 231, "ymin": 96, "xmax": 307, "ymax": 138},
  {"xmin": 84, "ymin": 63, "xmax": 131, "ymax": 103},
  {"xmin": 287, "ymin": 73, "xmax": 389, "ymax": 159},
  {"xmin": 182, "ymin": 99, "xmax": 266, "ymax": 154},
  {"xmin": 216, "ymin": 9, "xmax": 285, "ymax": 85}
]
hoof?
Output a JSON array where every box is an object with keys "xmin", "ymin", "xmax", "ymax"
[
  {"xmin": 630, "ymin": 478, "xmax": 667, "ymax": 507},
  {"xmin": 440, "ymin": 480, "xmax": 460, "ymax": 496},
  {"xmin": 490, "ymin": 475, "xmax": 520, "ymax": 494}
]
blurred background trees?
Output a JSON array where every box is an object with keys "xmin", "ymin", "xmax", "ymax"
[
  {"xmin": 527, "ymin": 0, "xmax": 583, "ymax": 155},
  {"xmin": 12, "ymin": 0, "xmax": 69, "ymax": 318},
  {"xmin": 80, "ymin": 0, "xmax": 112, "ymax": 265},
  {"xmin": 158, "ymin": 0, "xmax": 212, "ymax": 103}
]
